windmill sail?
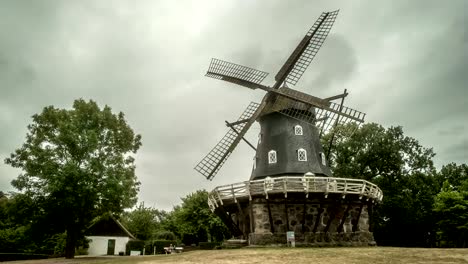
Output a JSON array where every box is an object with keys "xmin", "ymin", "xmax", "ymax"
[
  {"xmin": 316, "ymin": 101, "xmax": 366, "ymax": 135},
  {"xmin": 275, "ymin": 10, "xmax": 339, "ymax": 87},
  {"xmin": 206, "ymin": 58, "xmax": 269, "ymax": 88},
  {"xmin": 194, "ymin": 102, "xmax": 260, "ymax": 180}
]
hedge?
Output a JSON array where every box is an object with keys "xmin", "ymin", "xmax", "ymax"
[
  {"xmin": 125, "ymin": 240, "xmax": 145, "ymax": 255},
  {"xmin": 199, "ymin": 242, "xmax": 221, "ymax": 250},
  {"xmin": 0, "ymin": 253, "xmax": 49, "ymax": 262},
  {"xmin": 145, "ymin": 240, "xmax": 177, "ymax": 254}
]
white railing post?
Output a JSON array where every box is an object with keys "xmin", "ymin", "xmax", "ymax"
[
  {"xmin": 216, "ymin": 190, "xmax": 224, "ymax": 206},
  {"xmin": 231, "ymin": 184, "xmax": 237, "ymax": 203},
  {"xmin": 283, "ymin": 179, "xmax": 287, "ymax": 198},
  {"xmin": 245, "ymin": 181, "xmax": 252, "ymax": 201}
]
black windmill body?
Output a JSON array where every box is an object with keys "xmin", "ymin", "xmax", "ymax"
[{"xmin": 195, "ymin": 10, "xmax": 366, "ymax": 181}]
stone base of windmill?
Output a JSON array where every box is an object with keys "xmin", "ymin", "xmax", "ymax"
[
  {"xmin": 208, "ymin": 176, "xmax": 382, "ymax": 247},
  {"xmin": 246, "ymin": 196, "xmax": 376, "ymax": 247}
]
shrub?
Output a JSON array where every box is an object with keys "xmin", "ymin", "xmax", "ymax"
[
  {"xmin": 145, "ymin": 240, "xmax": 177, "ymax": 254},
  {"xmin": 0, "ymin": 253, "xmax": 48, "ymax": 262},
  {"xmin": 199, "ymin": 242, "xmax": 221, "ymax": 250},
  {"xmin": 154, "ymin": 231, "xmax": 176, "ymax": 241},
  {"xmin": 125, "ymin": 240, "xmax": 145, "ymax": 255}
]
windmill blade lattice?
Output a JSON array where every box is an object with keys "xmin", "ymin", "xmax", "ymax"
[
  {"xmin": 195, "ymin": 102, "xmax": 260, "ymax": 180},
  {"xmin": 315, "ymin": 101, "xmax": 366, "ymax": 136},
  {"xmin": 206, "ymin": 58, "xmax": 269, "ymax": 86},
  {"xmin": 275, "ymin": 10, "xmax": 339, "ymax": 87},
  {"xmin": 266, "ymin": 95, "xmax": 317, "ymax": 125}
]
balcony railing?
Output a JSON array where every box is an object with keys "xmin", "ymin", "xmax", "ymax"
[{"xmin": 208, "ymin": 176, "xmax": 383, "ymax": 212}]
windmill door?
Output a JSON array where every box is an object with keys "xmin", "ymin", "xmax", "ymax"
[{"xmin": 107, "ymin": 239, "xmax": 116, "ymax": 255}]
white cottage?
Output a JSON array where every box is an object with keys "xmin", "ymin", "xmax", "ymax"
[{"xmin": 86, "ymin": 215, "xmax": 136, "ymax": 256}]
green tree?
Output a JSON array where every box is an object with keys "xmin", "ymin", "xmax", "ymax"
[
  {"xmin": 433, "ymin": 180, "xmax": 468, "ymax": 247},
  {"xmin": 436, "ymin": 163, "xmax": 468, "ymax": 191},
  {"xmin": 120, "ymin": 202, "xmax": 167, "ymax": 240},
  {"xmin": 5, "ymin": 99, "xmax": 141, "ymax": 258},
  {"xmin": 162, "ymin": 190, "xmax": 230, "ymax": 245},
  {"xmin": 323, "ymin": 123, "xmax": 438, "ymax": 246}
]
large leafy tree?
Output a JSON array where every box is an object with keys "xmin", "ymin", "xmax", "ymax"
[
  {"xmin": 433, "ymin": 181, "xmax": 468, "ymax": 247},
  {"xmin": 436, "ymin": 163, "xmax": 468, "ymax": 191},
  {"xmin": 322, "ymin": 123, "xmax": 438, "ymax": 246},
  {"xmin": 5, "ymin": 99, "xmax": 141, "ymax": 258},
  {"xmin": 433, "ymin": 163, "xmax": 468, "ymax": 247},
  {"xmin": 161, "ymin": 190, "xmax": 230, "ymax": 245},
  {"xmin": 120, "ymin": 202, "xmax": 168, "ymax": 240}
]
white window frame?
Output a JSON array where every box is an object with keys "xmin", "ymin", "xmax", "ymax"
[
  {"xmin": 268, "ymin": 150, "xmax": 277, "ymax": 164},
  {"xmin": 258, "ymin": 133, "xmax": 262, "ymax": 144},
  {"xmin": 297, "ymin": 148, "xmax": 307, "ymax": 161},
  {"xmin": 294, "ymin": 125, "xmax": 303, "ymax": 135},
  {"xmin": 320, "ymin": 152, "xmax": 326, "ymax": 165},
  {"xmin": 252, "ymin": 156, "xmax": 257, "ymax": 170}
]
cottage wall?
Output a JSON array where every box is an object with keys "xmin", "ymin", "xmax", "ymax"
[{"xmin": 87, "ymin": 236, "xmax": 130, "ymax": 256}]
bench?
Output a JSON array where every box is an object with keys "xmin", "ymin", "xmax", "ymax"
[{"xmin": 163, "ymin": 247, "xmax": 184, "ymax": 254}]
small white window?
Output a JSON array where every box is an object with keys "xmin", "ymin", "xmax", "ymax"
[
  {"xmin": 252, "ymin": 156, "xmax": 256, "ymax": 170},
  {"xmin": 268, "ymin": 150, "xmax": 277, "ymax": 164},
  {"xmin": 258, "ymin": 133, "xmax": 262, "ymax": 144},
  {"xmin": 320, "ymin": 152, "xmax": 326, "ymax": 165},
  {"xmin": 294, "ymin": 125, "xmax": 303, "ymax": 135},
  {"xmin": 298, "ymin": 148, "xmax": 307, "ymax": 161}
]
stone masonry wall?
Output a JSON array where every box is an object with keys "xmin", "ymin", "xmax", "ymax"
[{"xmin": 250, "ymin": 198, "xmax": 369, "ymax": 235}]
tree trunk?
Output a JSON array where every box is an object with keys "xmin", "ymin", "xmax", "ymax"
[{"xmin": 65, "ymin": 225, "xmax": 77, "ymax": 259}]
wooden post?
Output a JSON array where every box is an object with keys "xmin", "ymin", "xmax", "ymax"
[
  {"xmin": 285, "ymin": 199, "xmax": 290, "ymax": 231},
  {"xmin": 236, "ymin": 202, "xmax": 246, "ymax": 237},
  {"xmin": 353, "ymin": 203, "xmax": 364, "ymax": 232},
  {"xmin": 302, "ymin": 198, "xmax": 307, "ymax": 233},
  {"xmin": 249, "ymin": 199, "xmax": 255, "ymax": 234},
  {"xmin": 368, "ymin": 202, "xmax": 374, "ymax": 232},
  {"xmin": 337, "ymin": 203, "xmax": 351, "ymax": 233},
  {"xmin": 313, "ymin": 205, "xmax": 323, "ymax": 233},
  {"xmin": 324, "ymin": 205, "xmax": 336, "ymax": 233},
  {"xmin": 266, "ymin": 199, "xmax": 275, "ymax": 233}
]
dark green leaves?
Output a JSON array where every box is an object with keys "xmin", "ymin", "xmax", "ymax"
[{"xmin": 4, "ymin": 99, "xmax": 141, "ymax": 258}]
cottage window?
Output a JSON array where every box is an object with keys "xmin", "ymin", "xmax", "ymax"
[
  {"xmin": 252, "ymin": 156, "xmax": 257, "ymax": 170},
  {"xmin": 268, "ymin": 150, "xmax": 277, "ymax": 164},
  {"xmin": 298, "ymin": 148, "xmax": 307, "ymax": 161},
  {"xmin": 294, "ymin": 125, "xmax": 303, "ymax": 135}
]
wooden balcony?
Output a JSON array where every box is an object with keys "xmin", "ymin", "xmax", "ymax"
[{"xmin": 208, "ymin": 176, "xmax": 383, "ymax": 212}]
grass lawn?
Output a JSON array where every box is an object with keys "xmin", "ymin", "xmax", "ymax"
[{"xmin": 10, "ymin": 247, "xmax": 468, "ymax": 264}]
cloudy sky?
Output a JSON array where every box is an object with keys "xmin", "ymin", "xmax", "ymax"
[{"xmin": 0, "ymin": 0, "xmax": 466, "ymax": 210}]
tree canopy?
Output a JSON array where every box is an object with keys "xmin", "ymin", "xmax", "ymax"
[
  {"xmin": 160, "ymin": 190, "xmax": 230, "ymax": 245},
  {"xmin": 323, "ymin": 123, "xmax": 439, "ymax": 246},
  {"xmin": 120, "ymin": 202, "xmax": 168, "ymax": 241},
  {"xmin": 4, "ymin": 99, "xmax": 141, "ymax": 258}
]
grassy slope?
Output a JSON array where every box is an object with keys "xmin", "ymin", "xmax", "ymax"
[{"xmin": 10, "ymin": 248, "xmax": 468, "ymax": 264}]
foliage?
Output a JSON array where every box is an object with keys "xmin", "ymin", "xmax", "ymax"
[
  {"xmin": 433, "ymin": 180, "xmax": 468, "ymax": 247},
  {"xmin": 0, "ymin": 253, "xmax": 49, "ymax": 262},
  {"xmin": 199, "ymin": 241, "xmax": 221, "ymax": 250},
  {"xmin": 323, "ymin": 123, "xmax": 438, "ymax": 246},
  {"xmin": 125, "ymin": 240, "xmax": 145, "ymax": 255},
  {"xmin": 154, "ymin": 230, "xmax": 176, "ymax": 241},
  {"xmin": 161, "ymin": 190, "xmax": 230, "ymax": 245},
  {"xmin": 145, "ymin": 240, "xmax": 177, "ymax": 254},
  {"xmin": 436, "ymin": 163, "xmax": 468, "ymax": 191},
  {"xmin": 4, "ymin": 99, "xmax": 141, "ymax": 258},
  {"xmin": 120, "ymin": 203, "xmax": 167, "ymax": 240}
]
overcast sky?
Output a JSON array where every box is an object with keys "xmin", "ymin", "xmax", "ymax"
[{"xmin": 0, "ymin": 0, "xmax": 466, "ymax": 211}]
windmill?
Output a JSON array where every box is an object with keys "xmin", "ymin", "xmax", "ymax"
[
  {"xmin": 195, "ymin": 10, "xmax": 365, "ymax": 181},
  {"xmin": 195, "ymin": 10, "xmax": 383, "ymax": 246}
]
